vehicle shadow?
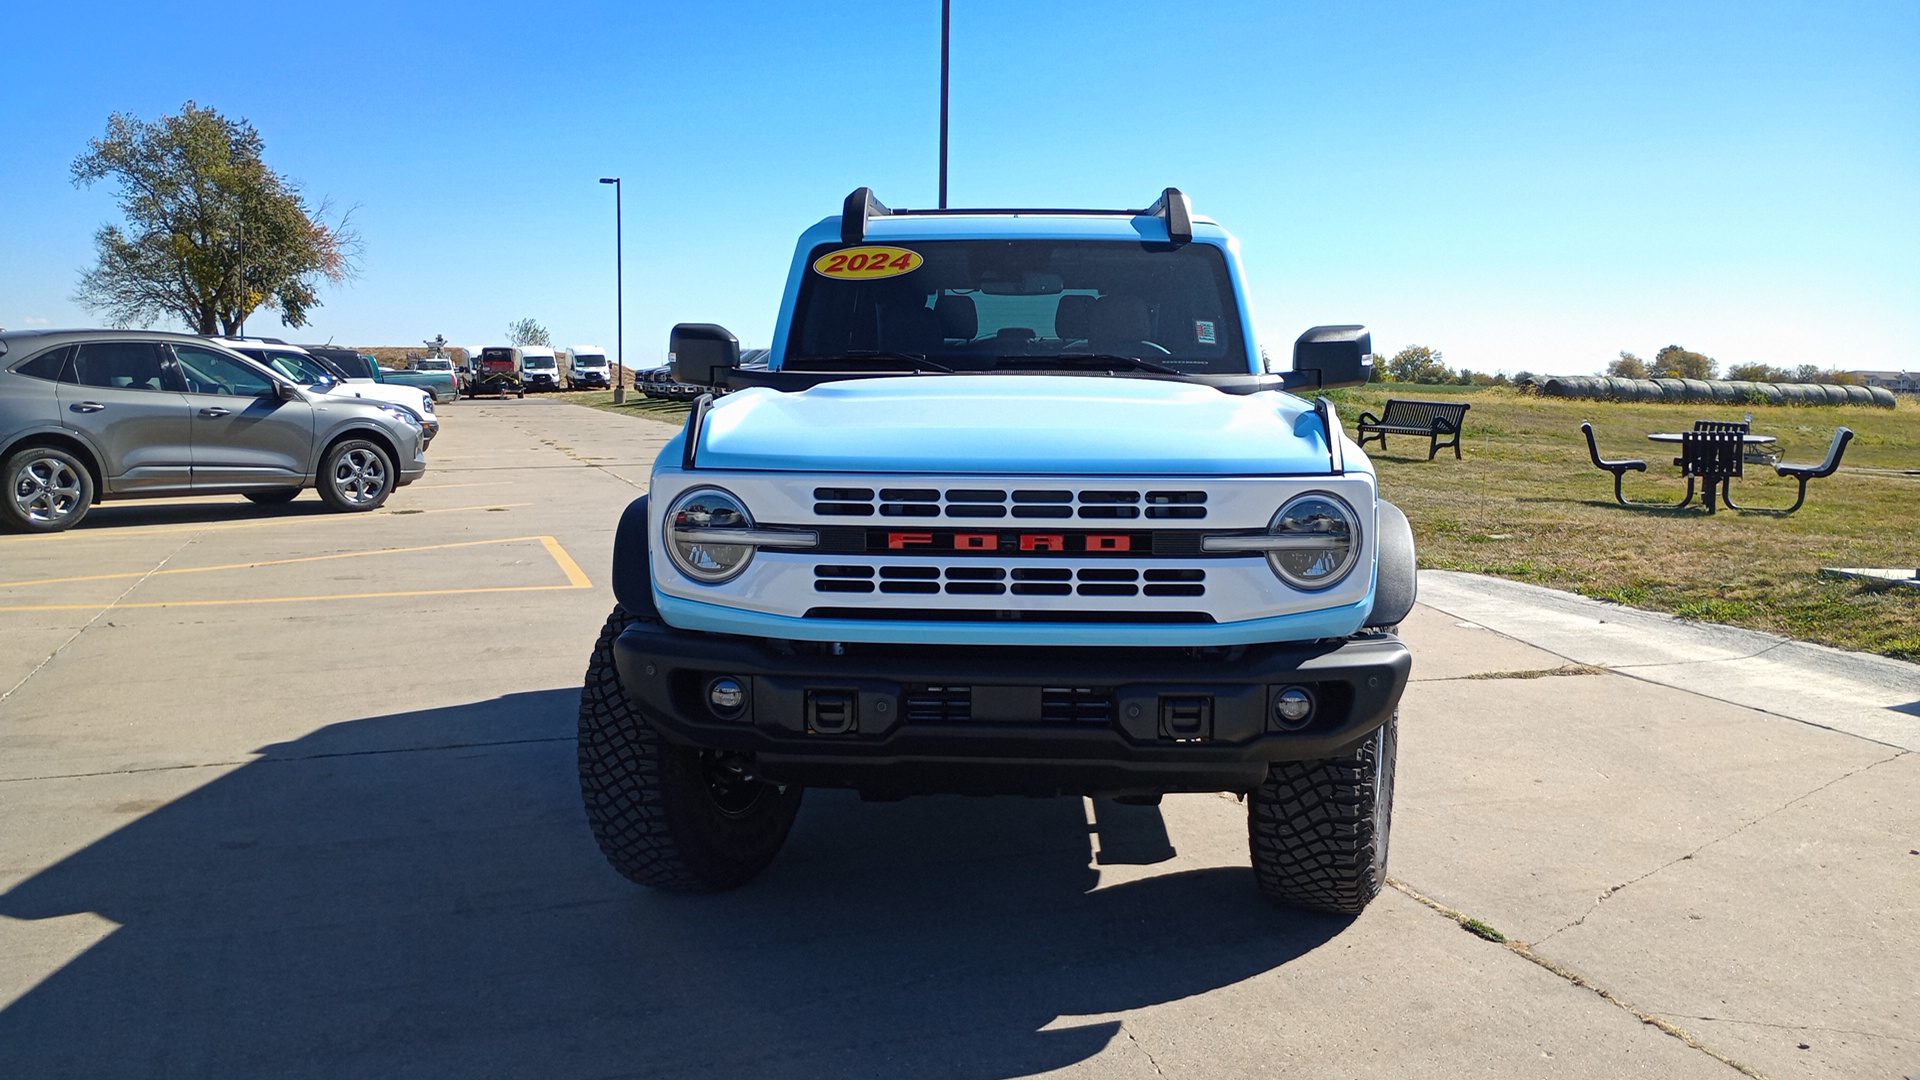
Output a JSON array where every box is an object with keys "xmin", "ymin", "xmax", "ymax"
[
  {"xmin": 0, "ymin": 689, "xmax": 1346, "ymax": 1080},
  {"xmin": 71, "ymin": 498, "xmax": 337, "ymax": 530}
]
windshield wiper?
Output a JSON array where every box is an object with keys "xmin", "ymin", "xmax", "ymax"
[
  {"xmin": 993, "ymin": 352, "xmax": 1182, "ymax": 376},
  {"xmin": 789, "ymin": 351, "xmax": 952, "ymax": 372}
]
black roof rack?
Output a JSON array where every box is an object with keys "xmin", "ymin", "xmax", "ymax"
[{"xmin": 839, "ymin": 187, "xmax": 1195, "ymax": 244}]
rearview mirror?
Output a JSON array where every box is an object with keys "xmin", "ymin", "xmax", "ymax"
[
  {"xmin": 1291, "ymin": 325, "xmax": 1372, "ymax": 389},
  {"xmin": 670, "ymin": 324, "xmax": 740, "ymax": 388}
]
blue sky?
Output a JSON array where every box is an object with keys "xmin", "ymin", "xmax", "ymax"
[{"xmin": 2, "ymin": 0, "xmax": 1915, "ymax": 375}]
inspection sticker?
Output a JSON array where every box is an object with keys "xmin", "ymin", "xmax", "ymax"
[
  {"xmin": 1194, "ymin": 320, "xmax": 1217, "ymax": 344},
  {"xmin": 813, "ymin": 246, "xmax": 924, "ymax": 280}
]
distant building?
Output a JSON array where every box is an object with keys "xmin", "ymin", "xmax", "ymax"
[{"xmin": 1848, "ymin": 371, "xmax": 1920, "ymax": 393}]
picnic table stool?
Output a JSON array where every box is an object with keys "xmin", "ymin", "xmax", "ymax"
[{"xmin": 1724, "ymin": 427, "xmax": 1854, "ymax": 515}]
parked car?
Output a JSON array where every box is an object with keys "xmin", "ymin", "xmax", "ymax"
[
  {"xmin": 568, "ymin": 345, "xmax": 612, "ymax": 389},
  {"xmin": 519, "ymin": 346, "xmax": 562, "ymax": 392},
  {"xmin": 213, "ymin": 339, "xmax": 439, "ymax": 448},
  {"xmin": 0, "ymin": 329, "xmax": 427, "ymax": 532},
  {"xmin": 379, "ymin": 357, "xmax": 460, "ymax": 403},
  {"xmin": 300, "ymin": 345, "xmax": 452, "ymax": 413},
  {"xmin": 638, "ymin": 364, "xmax": 704, "ymax": 401}
]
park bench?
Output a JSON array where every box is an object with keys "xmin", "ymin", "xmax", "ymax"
[{"xmin": 1354, "ymin": 399, "xmax": 1470, "ymax": 460}]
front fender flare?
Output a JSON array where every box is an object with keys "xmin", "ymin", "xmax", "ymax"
[
  {"xmin": 611, "ymin": 494, "xmax": 660, "ymax": 620},
  {"xmin": 1367, "ymin": 500, "xmax": 1417, "ymax": 629}
]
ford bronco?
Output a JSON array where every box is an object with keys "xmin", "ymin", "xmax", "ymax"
[{"xmin": 578, "ymin": 188, "xmax": 1415, "ymax": 913}]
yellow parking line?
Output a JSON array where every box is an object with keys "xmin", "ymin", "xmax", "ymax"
[
  {"xmin": 0, "ymin": 536, "xmax": 562, "ymax": 589},
  {"xmin": 0, "ymin": 535, "xmax": 593, "ymax": 612},
  {"xmin": 0, "ymin": 502, "xmax": 535, "ymax": 545},
  {"xmin": 0, "ymin": 584, "xmax": 588, "ymax": 612},
  {"xmin": 540, "ymin": 536, "xmax": 594, "ymax": 588}
]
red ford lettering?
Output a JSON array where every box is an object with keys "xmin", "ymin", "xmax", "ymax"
[
  {"xmin": 888, "ymin": 531, "xmax": 935, "ymax": 549},
  {"xmin": 955, "ymin": 533, "xmax": 997, "ymax": 550},
  {"xmin": 1019, "ymin": 534, "xmax": 1065, "ymax": 552},
  {"xmin": 1086, "ymin": 534, "xmax": 1131, "ymax": 552}
]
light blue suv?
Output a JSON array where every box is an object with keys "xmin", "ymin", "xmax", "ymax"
[
  {"xmin": 1, "ymin": 329, "xmax": 428, "ymax": 532},
  {"xmin": 577, "ymin": 189, "xmax": 1415, "ymax": 913}
]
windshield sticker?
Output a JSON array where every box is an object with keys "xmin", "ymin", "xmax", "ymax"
[
  {"xmin": 1194, "ymin": 320, "xmax": 1217, "ymax": 345},
  {"xmin": 813, "ymin": 246, "xmax": 924, "ymax": 280}
]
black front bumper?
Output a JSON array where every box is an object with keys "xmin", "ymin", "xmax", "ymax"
[{"xmin": 612, "ymin": 622, "xmax": 1411, "ymax": 796}]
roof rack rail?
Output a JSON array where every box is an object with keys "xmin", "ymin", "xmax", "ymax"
[{"xmin": 838, "ymin": 187, "xmax": 1196, "ymax": 244}]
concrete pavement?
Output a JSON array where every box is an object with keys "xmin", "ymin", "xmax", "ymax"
[{"xmin": 0, "ymin": 396, "xmax": 1913, "ymax": 1079}]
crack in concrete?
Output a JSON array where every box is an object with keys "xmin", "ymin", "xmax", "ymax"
[
  {"xmin": 1118, "ymin": 1021, "xmax": 1169, "ymax": 1078},
  {"xmin": 1532, "ymin": 749, "xmax": 1910, "ymax": 946},
  {"xmin": 0, "ymin": 527, "xmax": 208, "ymax": 708},
  {"xmin": 1388, "ymin": 878, "xmax": 1776, "ymax": 1080}
]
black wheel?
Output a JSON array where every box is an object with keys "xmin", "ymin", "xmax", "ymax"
[
  {"xmin": 3, "ymin": 445, "xmax": 94, "ymax": 533},
  {"xmin": 244, "ymin": 489, "xmax": 301, "ymax": 505},
  {"xmin": 315, "ymin": 438, "xmax": 394, "ymax": 513},
  {"xmin": 516, "ymin": 390, "xmax": 525, "ymax": 399},
  {"xmin": 1249, "ymin": 710, "xmax": 1397, "ymax": 914},
  {"xmin": 578, "ymin": 606, "xmax": 802, "ymax": 891}
]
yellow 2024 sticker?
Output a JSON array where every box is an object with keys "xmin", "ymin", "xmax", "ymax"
[{"xmin": 813, "ymin": 246, "xmax": 923, "ymax": 280}]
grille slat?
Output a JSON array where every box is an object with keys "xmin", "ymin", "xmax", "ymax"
[
  {"xmin": 905, "ymin": 685, "xmax": 972, "ymax": 723},
  {"xmin": 818, "ymin": 563, "xmax": 1204, "ymax": 598},
  {"xmin": 1042, "ymin": 687, "xmax": 1116, "ymax": 724},
  {"xmin": 806, "ymin": 487, "xmax": 1207, "ymax": 519}
]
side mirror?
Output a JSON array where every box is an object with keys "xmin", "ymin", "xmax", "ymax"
[
  {"xmin": 274, "ymin": 381, "xmax": 300, "ymax": 402},
  {"xmin": 670, "ymin": 324, "xmax": 740, "ymax": 388},
  {"xmin": 1291, "ymin": 325, "xmax": 1373, "ymax": 389}
]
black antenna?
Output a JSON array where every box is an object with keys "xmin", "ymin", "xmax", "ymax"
[{"xmin": 939, "ymin": 0, "xmax": 950, "ymax": 208}]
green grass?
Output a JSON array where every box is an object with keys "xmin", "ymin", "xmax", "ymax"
[
  {"xmin": 1328, "ymin": 384, "xmax": 1920, "ymax": 660},
  {"xmin": 552, "ymin": 388, "xmax": 693, "ymax": 424}
]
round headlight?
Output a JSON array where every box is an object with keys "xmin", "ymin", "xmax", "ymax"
[
  {"xmin": 666, "ymin": 487, "xmax": 756, "ymax": 583},
  {"xmin": 1265, "ymin": 493, "xmax": 1361, "ymax": 590}
]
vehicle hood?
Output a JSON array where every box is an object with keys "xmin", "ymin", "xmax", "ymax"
[
  {"xmin": 692, "ymin": 375, "xmax": 1346, "ymax": 475},
  {"xmin": 338, "ymin": 380, "xmax": 434, "ymax": 415}
]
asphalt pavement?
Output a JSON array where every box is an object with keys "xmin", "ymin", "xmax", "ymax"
[{"xmin": 0, "ymin": 396, "xmax": 1913, "ymax": 1080}]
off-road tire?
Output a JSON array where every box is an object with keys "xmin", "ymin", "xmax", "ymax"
[
  {"xmin": 578, "ymin": 606, "xmax": 802, "ymax": 891},
  {"xmin": 244, "ymin": 489, "xmax": 301, "ymax": 505},
  {"xmin": 1249, "ymin": 710, "xmax": 1397, "ymax": 914}
]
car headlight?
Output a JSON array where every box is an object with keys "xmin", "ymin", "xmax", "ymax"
[
  {"xmin": 375, "ymin": 403, "xmax": 423, "ymax": 428},
  {"xmin": 664, "ymin": 486, "xmax": 819, "ymax": 584},
  {"xmin": 1200, "ymin": 492, "xmax": 1361, "ymax": 590}
]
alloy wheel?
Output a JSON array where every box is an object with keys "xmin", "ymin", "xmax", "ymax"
[
  {"xmin": 11, "ymin": 456, "xmax": 84, "ymax": 525},
  {"xmin": 331, "ymin": 447, "xmax": 389, "ymax": 506}
]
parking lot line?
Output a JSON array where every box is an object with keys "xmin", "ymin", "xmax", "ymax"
[
  {"xmin": 0, "ymin": 537, "xmax": 570, "ymax": 590},
  {"xmin": 0, "ymin": 535, "xmax": 592, "ymax": 612},
  {"xmin": 0, "ymin": 503, "xmax": 536, "ymax": 545}
]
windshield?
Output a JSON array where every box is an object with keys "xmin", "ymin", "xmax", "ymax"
[
  {"xmin": 524, "ymin": 357, "xmax": 556, "ymax": 369},
  {"xmin": 416, "ymin": 359, "xmax": 451, "ymax": 370},
  {"xmin": 787, "ymin": 239, "xmax": 1247, "ymax": 374},
  {"xmin": 576, "ymin": 355, "xmax": 607, "ymax": 366},
  {"xmin": 259, "ymin": 349, "xmax": 336, "ymax": 386}
]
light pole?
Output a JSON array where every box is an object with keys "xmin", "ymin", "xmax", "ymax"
[
  {"xmin": 939, "ymin": 0, "xmax": 950, "ymax": 208},
  {"xmin": 598, "ymin": 176, "xmax": 625, "ymax": 403}
]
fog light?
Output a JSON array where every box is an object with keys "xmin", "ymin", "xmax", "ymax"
[
  {"xmin": 1273, "ymin": 686, "xmax": 1315, "ymax": 729},
  {"xmin": 707, "ymin": 677, "xmax": 747, "ymax": 719}
]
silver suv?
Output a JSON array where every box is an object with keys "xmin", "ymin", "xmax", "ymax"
[{"xmin": 1, "ymin": 329, "xmax": 428, "ymax": 532}]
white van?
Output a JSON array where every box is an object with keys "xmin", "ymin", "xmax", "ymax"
[
  {"xmin": 518, "ymin": 346, "xmax": 561, "ymax": 392},
  {"xmin": 568, "ymin": 345, "xmax": 612, "ymax": 389}
]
